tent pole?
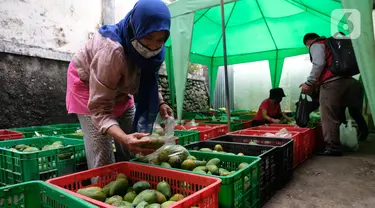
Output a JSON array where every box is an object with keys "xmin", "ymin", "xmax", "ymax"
[{"xmin": 220, "ymin": 0, "xmax": 232, "ymax": 131}]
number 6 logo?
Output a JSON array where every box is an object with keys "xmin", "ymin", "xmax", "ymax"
[{"xmin": 331, "ymin": 9, "xmax": 361, "ymax": 39}]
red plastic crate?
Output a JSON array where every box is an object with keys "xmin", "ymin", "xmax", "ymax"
[
  {"xmin": 267, "ymin": 124, "xmax": 322, "ymax": 153},
  {"xmin": 235, "ymin": 120, "xmax": 253, "ymax": 129},
  {"xmin": 46, "ymin": 162, "xmax": 221, "ymax": 208},
  {"xmin": 0, "ymin": 129, "xmax": 24, "ymax": 141},
  {"xmin": 252, "ymin": 126, "xmax": 314, "ymax": 158},
  {"xmin": 197, "ymin": 124, "xmax": 229, "ymax": 137},
  {"xmin": 174, "ymin": 125, "xmax": 215, "ymax": 140},
  {"xmin": 229, "ymin": 129, "xmax": 303, "ymax": 168}
]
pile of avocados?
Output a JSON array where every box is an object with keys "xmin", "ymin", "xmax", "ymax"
[{"xmin": 76, "ymin": 173, "xmax": 198, "ymax": 208}]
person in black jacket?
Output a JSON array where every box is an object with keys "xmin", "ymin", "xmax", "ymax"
[{"xmin": 339, "ymin": 80, "xmax": 369, "ymax": 141}]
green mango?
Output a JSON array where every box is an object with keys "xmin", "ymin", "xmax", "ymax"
[
  {"xmin": 133, "ymin": 181, "xmax": 151, "ymax": 194},
  {"xmin": 124, "ymin": 191, "xmax": 137, "ymax": 203},
  {"xmin": 136, "ymin": 201, "xmax": 149, "ymax": 208},
  {"xmin": 76, "ymin": 187, "xmax": 106, "ymax": 202},
  {"xmin": 102, "ymin": 181, "xmax": 115, "ymax": 196},
  {"xmin": 105, "ymin": 195, "xmax": 123, "ymax": 205},
  {"xmin": 156, "ymin": 181, "xmax": 171, "ymax": 199},
  {"xmin": 23, "ymin": 147, "xmax": 39, "ymax": 153},
  {"xmin": 132, "ymin": 189, "xmax": 158, "ymax": 206},
  {"xmin": 206, "ymin": 158, "xmax": 220, "ymax": 166},
  {"xmin": 110, "ymin": 178, "xmax": 129, "ymax": 197},
  {"xmin": 206, "ymin": 165, "xmax": 219, "ymax": 175},
  {"xmin": 161, "ymin": 201, "xmax": 176, "ymax": 208},
  {"xmin": 147, "ymin": 203, "xmax": 161, "ymax": 208},
  {"xmin": 112, "ymin": 200, "xmax": 133, "ymax": 207}
]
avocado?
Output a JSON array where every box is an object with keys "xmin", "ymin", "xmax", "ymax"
[
  {"xmin": 156, "ymin": 181, "xmax": 171, "ymax": 199},
  {"xmin": 133, "ymin": 181, "xmax": 151, "ymax": 194},
  {"xmin": 206, "ymin": 158, "xmax": 220, "ymax": 166},
  {"xmin": 77, "ymin": 187, "xmax": 106, "ymax": 202},
  {"xmin": 124, "ymin": 191, "xmax": 137, "ymax": 203},
  {"xmin": 109, "ymin": 178, "xmax": 129, "ymax": 197},
  {"xmin": 169, "ymin": 193, "xmax": 184, "ymax": 202}
]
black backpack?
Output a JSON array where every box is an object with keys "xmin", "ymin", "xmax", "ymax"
[{"xmin": 325, "ymin": 32, "xmax": 360, "ymax": 76}]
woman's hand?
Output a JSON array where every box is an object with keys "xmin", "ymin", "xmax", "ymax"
[
  {"xmin": 159, "ymin": 103, "xmax": 173, "ymax": 118},
  {"xmin": 120, "ymin": 133, "xmax": 151, "ymax": 153},
  {"xmin": 271, "ymin": 118, "xmax": 281, "ymax": 124}
]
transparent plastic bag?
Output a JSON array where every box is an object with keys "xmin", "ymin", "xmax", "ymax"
[
  {"xmin": 186, "ymin": 119, "xmax": 198, "ymax": 126},
  {"xmin": 136, "ymin": 144, "xmax": 190, "ymax": 167},
  {"xmin": 133, "ymin": 113, "xmax": 177, "ymax": 156},
  {"xmin": 262, "ymin": 128, "xmax": 292, "ymax": 138},
  {"xmin": 340, "ymin": 120, "xmax": 358, "ymax": 151}
]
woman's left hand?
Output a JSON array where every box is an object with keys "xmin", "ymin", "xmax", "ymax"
[{"xmin": 159, "ymin": 103, "xmax": 173, "ymax": 118}]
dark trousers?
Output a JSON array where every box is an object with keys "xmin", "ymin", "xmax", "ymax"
[{"xmin": 320, "ymin": 78, "xmax": 362, "ymax": 151}]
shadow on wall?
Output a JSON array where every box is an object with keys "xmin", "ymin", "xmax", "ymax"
[{"xmin": 0, "ymin": 52, "xmax": 78, "ymax": 129}]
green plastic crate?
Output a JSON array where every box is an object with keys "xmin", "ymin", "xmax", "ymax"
[
  {"xmin": 59, "ymin": 133, "xmax": 84, "ymax": 140},
  {"xmin": 238, "ymin": 115, "xmax": 254, "ymax": 120},
  {"xmin": 0, "ymin": 180, "xmax": 98, "ymax": 208},
  {"xmin": 231, "ymin": 110, "xmax": 251, "ymax": 116},
  {"xmin": 131, "ymin": 151, "xmax": 261, "ymax": 208},
  {"xmin": 201, "ymin": 121, "xmax": 244, "ymax": 132},
  {"xmin": 174, "ymin": 130, "xmax": 200, "ymax": 146},
  {"xmin": 0, "ymin": 136, "xmax": 87, "ymax": 186},
  {"xmin": 10, "ymin": 126, "xmax": 62, "ymax": 138},
  {"xmin": 48, "ymin": 123, "xmax": 82, "ymax": 135}
]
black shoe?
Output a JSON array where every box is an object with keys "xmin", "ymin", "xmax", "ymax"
[{"xmin": 316, "ymin": 149, "xmax": 342, "ymax": 156}]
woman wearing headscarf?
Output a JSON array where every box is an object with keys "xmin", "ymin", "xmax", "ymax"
[
  {"xmin": 252, "ymin": 88, "xmax": 293, "ymax": 127},
  {"xmin": 65, "ymin": 0, "xmax": 173, "ymax": 170}
]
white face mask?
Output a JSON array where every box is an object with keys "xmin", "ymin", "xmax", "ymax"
[{"xmin": 131, "ymin": 39, "xmax": 162, "ymax": 59}]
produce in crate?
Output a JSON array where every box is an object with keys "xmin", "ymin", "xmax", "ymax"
[
  {"xmin": 137, "ymin": 144, "xmax": 247, "ymax": 177},
  {"xmin": 136, "ymin": 144, "xmax": 190, "ymax": 167},
  {"xmin": 76, "ymin": 173, "xmax": 192, "ymax": 207},
  {"xmin": 7, "ymin": 140, "xmax": 73, "ymax": 159},
  {"xmin": 195, "ymin": 144, "xmax": 246, "ymax": 156}
]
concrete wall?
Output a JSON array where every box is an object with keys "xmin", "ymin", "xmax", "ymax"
[
  {"xmin": 0, "ymin": 0, "xmax": 102, "ymax": 61},
  {"xmin": 0, "ymin": 52, "xmax": 78, "ymax": 129}
]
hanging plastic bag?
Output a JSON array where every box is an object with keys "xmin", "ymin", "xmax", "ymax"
[
  {"xmin": 340, "ymin": 120, "xmax": 358, "ymax": 151},
  {"xmin": 295, "ymin": 93, "xmax": 313, "ymax": 127}
]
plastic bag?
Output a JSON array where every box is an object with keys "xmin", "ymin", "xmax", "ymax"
[
  {"xmin": 132, "ymin": 113, "xmax": 178, "ymax": 156},
  {"xmin": 136, "ymin": 144, "xmax": 190, "ymax": 167},
  {"xmin": 262, "ymin": 128, "xmax": 292, "ymax": 138},
  {"xmin": 340, "ymin": 120, "xmax": 358, "ymax": 151},
  {"xmin": 295, "ymin": 93, "xmax": 313, "ymax": 127},
  {"xmin": 186, "ymin": 119, "xmax": 198, "ymax": 126}
]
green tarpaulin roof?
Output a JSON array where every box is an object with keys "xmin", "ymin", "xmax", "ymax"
[{"xmin": 165, "ymin": 0, "xmax": 375, "ymax": 122}]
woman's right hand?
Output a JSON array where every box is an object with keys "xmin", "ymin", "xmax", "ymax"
[{"xmin": 120, "ymin": 133, "xmax": 151, "ymax": 153}]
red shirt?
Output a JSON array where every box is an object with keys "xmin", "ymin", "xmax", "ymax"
[
  {"xmin": 315, "ymin": 39, "xmax": 335, "ymax": 84},
  {"xmin": 253, "ymin": 99, "xmax": 281, "ymax": 121}
]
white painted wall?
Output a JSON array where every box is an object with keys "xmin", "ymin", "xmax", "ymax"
[
  {"xmin": 233, "ymin": 54, "xmax": 312, "ymax": 111},
  {"xmin": 0, "ymin": 0, "xmax": 103, "ymax": 61},
  {"xmin": 115, "ymin": 0, "xmax": 138, "ymax": 22}
]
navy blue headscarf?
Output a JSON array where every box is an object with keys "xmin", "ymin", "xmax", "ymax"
[{"xmin": 98, "ymin": 0, "xmax": 171, "ymax": 133}]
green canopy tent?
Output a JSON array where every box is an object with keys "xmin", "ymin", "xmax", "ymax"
[
  {"xmin": 339, "ymin": 0, "xmax": 375, "ymax": 124},
  {"xmin": 165, "ymin": 0, "xmax": 347, "ymax": 122}
]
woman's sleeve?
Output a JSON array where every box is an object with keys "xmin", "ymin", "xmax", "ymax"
[
  {"xmin": 259, "ymin": 100, "xmax": 268, "ymax": 111},
  {"xmin": 88, "ymin": 46, "xmax": 126, "ymax": 134}
]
